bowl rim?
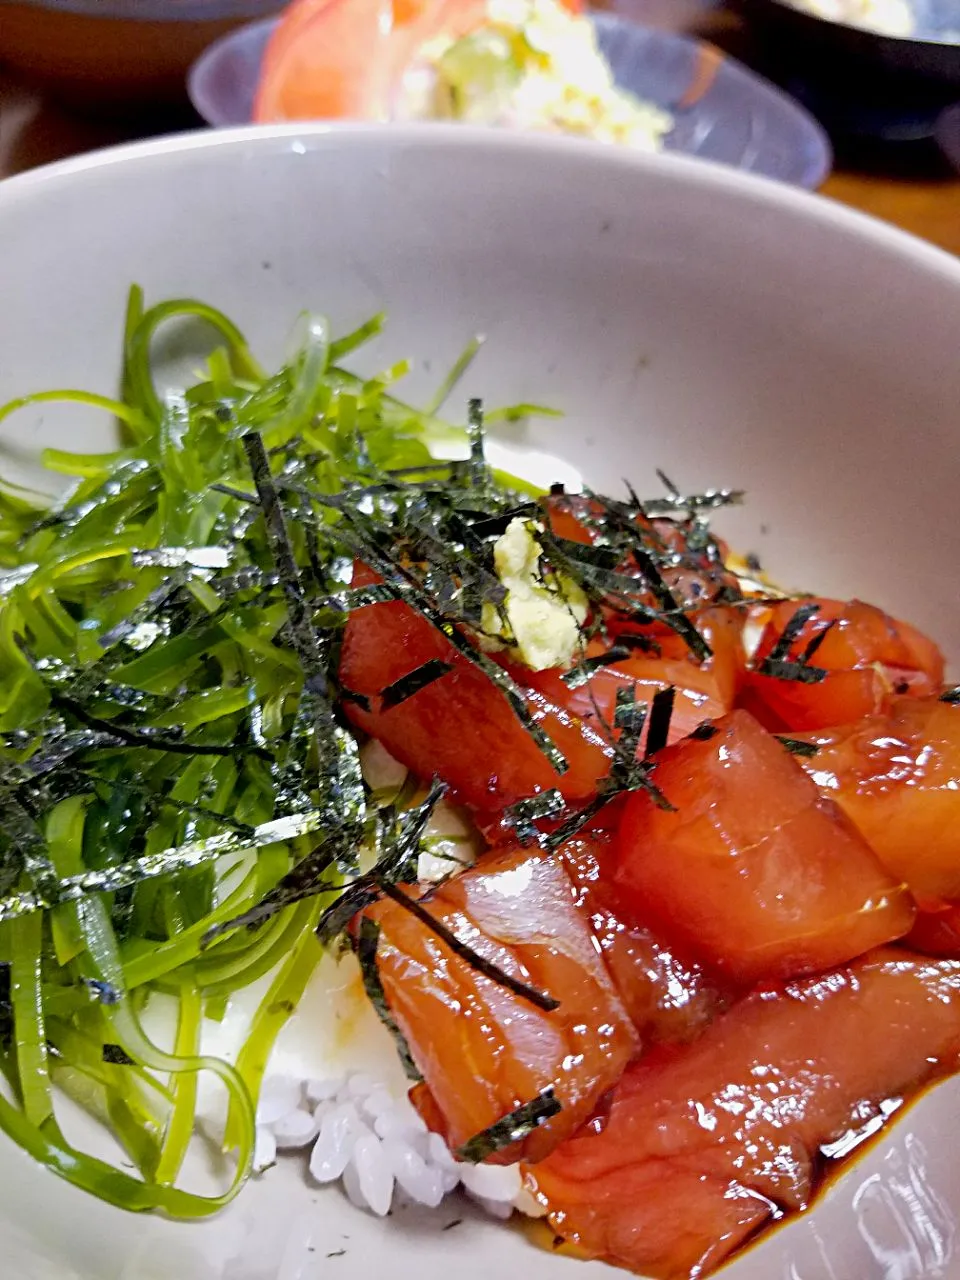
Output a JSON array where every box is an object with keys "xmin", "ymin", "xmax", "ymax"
[
  {"xmin": 0, "ymin": 120, "xmax": 955, "ymax": 281},
  {"xmin": 186, "ymin": 13, "xmax": 832, "ymax": 189},
  {"xmin": 4, "ymin": 0, "xmax": 282, "ymax": 22},
  {"xmin": 752, "ymin": 0, "xmax": 960, "ymax": 50}
]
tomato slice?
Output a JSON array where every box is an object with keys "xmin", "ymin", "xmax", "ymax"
[
  {"xmin": 742, "ymin": 597, "xmax": 944, "ymax": 732},
  {"xmin": 797, "ymin": 696, "xmax": 960, "ymax": 900},
  {"xmin": 255, "ymin": 0, "xmax": 582, "ymax": 123},
  {"xmin": 339, "ymin": 562, "xmax": 613, "ymax": 814},
  {"xmin": 362, "ymin": 841, "xmax": 638, "ymax": 1163},
  {"xmin": 614, "ymin": 709, "xmax": 916, "ymax": 985},
  {"xmin": 527, "ymin": 950, "xmax": 960, "ymax": 1280},
  {"xmin": 560, "ymin": 831, "xmax": 729, "ymax": 1044}
]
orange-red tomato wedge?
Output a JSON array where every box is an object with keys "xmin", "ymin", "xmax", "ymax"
[
  {"xmin": 527, "ymin": 950, "xmax": 960, "ymax": 1280},
  {"xmin": 255, "ymin": 0, "xmax": 582, "ymax": 123},
  {"xmin": 797, "ymin": 695, "xmax": 960, "ymax": 900},
  {"xmin": 614, "ymin": 709, "xmax": 916, "ymax": 984},
  {"xmin": 363, "ymin": 840, "xmax": 638, "ymax": 1162}
]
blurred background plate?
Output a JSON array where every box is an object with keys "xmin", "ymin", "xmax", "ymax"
[
  {"xmin": 188, "ymin": 13, "xmax": 832, "ymax": 187},
  {"xmin": 0, "ymin": 0, "xmax": 283, "ymax": 110}
]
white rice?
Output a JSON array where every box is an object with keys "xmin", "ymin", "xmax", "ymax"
[
  {"xmin": 255, "ymin": 1070, "xmax": 529, "ymax": 1220},
  {"xmin": 250, "ymin": 745, "xmax": 535, "ymax": 1221}
]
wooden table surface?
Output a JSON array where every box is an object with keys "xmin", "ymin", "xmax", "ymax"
[{"xmin": 2, "ymin": 0, "xmax": 960, "ymax": 255}]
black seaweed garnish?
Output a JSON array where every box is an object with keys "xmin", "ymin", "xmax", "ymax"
[
  {"xmin": 630, "ymin": 547, "xmax": 712, "ymax": 663},
  {"xmin": 645, "ymin": 686, "xmax": 676, "ymax": 759},
  {"xmin": 502, "ymin": 790, "xmax": 566, "ymax": 845},
  {"xmin": 356, "ymin": 918, "xmax": 422, "ymax": 1081},
  {"xmin": 47, "ymin": 688, "xmax": 260, "ymax": 760},
  {"xmin": 103, "ymin": 1043, "xmax": 136, "ymax": 1066},
  {"xmin": 776, "ymin": 736, "xmax": 820, "ymax": 758},
  {"xmin": 560, "ymin": 646, "xmax": 631, "ymax": 690},
  {"xmin": 757, "ymin": 603, "xmax": 828, "ymax": 684},
  {"xmin": 379, "ymin": 659, "xmax": 454, "ymax": 710},
  {"xmin": 455, "ymin": 1087, "xmax": 562, "ymax": 1163},
  {"xmin": 940, "ymin": 688, "xmax": 960, "ymax": 704},
  {"xmin": 376, "ymin": 880, "xmax": 560, "ymax": 1013}
]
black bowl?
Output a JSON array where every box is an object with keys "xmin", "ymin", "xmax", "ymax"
[{"xmin": 737, "ymin": 0, "xmax": 960, "ymax": 141}]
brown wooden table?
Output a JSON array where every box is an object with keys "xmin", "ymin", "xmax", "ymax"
[{"xmin": 2, "ymin": 0, "xmax": 960, "ymax": 254}]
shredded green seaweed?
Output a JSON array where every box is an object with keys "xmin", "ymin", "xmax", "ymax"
[{"xmin": 0, "ymin": 286, "xmax": 748, "ymax": 1217}]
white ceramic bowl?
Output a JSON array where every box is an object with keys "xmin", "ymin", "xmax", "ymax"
[{"xmin": 1, "ymin": 124, "xmax": 960, "ymax": 1280}]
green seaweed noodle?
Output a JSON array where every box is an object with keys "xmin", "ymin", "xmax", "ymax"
[{"xmin": 0, "ymin": 287, "xmax": 741, "ymax": 1214}]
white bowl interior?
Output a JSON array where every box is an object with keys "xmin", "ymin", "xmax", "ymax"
[{"xmin": 1, "ymin": 124, "xmax": 959, "ymax": 1280}]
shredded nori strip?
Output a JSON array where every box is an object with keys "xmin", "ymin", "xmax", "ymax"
[
  {"xmin": 376, "ymin": 879, "xmax": 560, "ymax": 1013},
  {"xmin": 339, "ymin": 687, "xmax": 372, "ymax": 712},
  {"xmin": 630, "ymin": 546, "xmax": 711, "ymax": 662},
  {"xmin": 466, "ymin": 399, "xmax": 488, "ymax": 492},
  {"xmin": 455, "ymin": 1087, "xmax": 562, "ymax": 1163},
  {"xmin": 0, "ymin": 810, "xmax": 326, "ymax": 923},
  {"xmin": 766, "ymin": 603, "xmax": 821, "ymax": 662},
  {"xmin": 940, "ymin": 687, "xmax": 960, "ymax": 704},
  {"xmin": 379, "ymin": 659, "xmax": 454, "ymax": 710},
  {"xmin": 502, "ymin": 790, "xmax": 566, "ymax": 845},
  {"xmin": 614, "ymin": 685, "xmax": 648, "ymax": 760},
  {"xmin": 758, "ymin": 659, "xmax": 828, "ymax": 685},
  {"xmin": 776, "ymin": 735, "xmax": 820, "ymax": 758},
  {"xmin": 800, "ymin": 617, "xmax": 837, "ymax": 664},
  {"xmin": 560, "ymin": 646, "xmax": 631, "ymax": 690},
  {"xmin": 241, "ymin": 432, "xmax": 327, "ymax": 691},
  {"xmin": 46, "ymin": 688, "xmax": 261, "ymax": 760},
  {"xmin": 645, "ymin": 686, "xmax": 676, "ymax": 759},
  {"xmin": 542, "ymin": 793, "xmax": 612, "ymax": 851},
  {"xmin": 690, "ymin": 721, "xmax": 718, "ymax": 741},
  {"xmin": 311, "ymin": 781, "xmax": 449, "ymax": 945},
  {"xmin": 102, "ymin": 1043, "xmax": 136, "ymax": 1066},
  {"xmin": 355, "ymin": 918, "xmax": 422, "ymax": 1081}
]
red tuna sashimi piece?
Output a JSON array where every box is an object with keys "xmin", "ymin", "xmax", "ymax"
[
  {"xmin": 339, "ymin": 562, "xmax": 613, "ymax": 814},
  {"xmin": 797, "ymin": 696, "xmax": 960, "ymax": 901},
  {"xmin": 528, "ymin": 950, "xmax": 960, "ymax": 1279},
  {"xmin": 362, "ymin": 841, "xmax": 639, "ymax": 1163},
  {"xmin": 742, "ymin": 597, "xmax": 944, "ymax": 732},
  {"xmin": 615, "ymin": 709, "xmax": 915, "ymax": 984}
]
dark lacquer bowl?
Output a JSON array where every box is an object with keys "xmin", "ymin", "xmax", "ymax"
[{"xmin": 738, "ymin": 0, "xmax": 960, "ymax": 140}]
